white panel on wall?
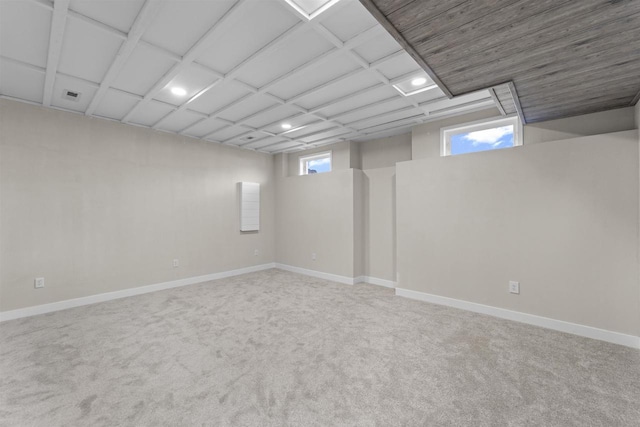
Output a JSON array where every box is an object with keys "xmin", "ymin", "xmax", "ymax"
[{"xmin": 240, "ymin": 182, "xmax": 260, "ymax": 232}]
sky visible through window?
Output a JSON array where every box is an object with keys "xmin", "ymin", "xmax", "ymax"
[
  {"xmin": 450, "ymin": 125, "xmax": 514, "ymax": 155},
  {"xmin": 307, "ymin": 157, "xmax": 331, "ymax": 173}
]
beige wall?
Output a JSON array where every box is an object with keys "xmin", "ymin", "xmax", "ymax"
[
  {"xmin": 359, "ymin": 133, "xmax": 411, "ymax": 169},
  {"xmin": 524, "ymin": 107, "xmax": 636, "ymax": 144},
  {"xmin": 362, "ymin": 167, "xmax": 396, "ymax": 282},
  {"xmin": 396, "ymin": 130, "xmax": 640, "ymax": 336},
  {"xmin": 275, "ymin": 169, "xmax": 356, "ymax": 277},
  {"xmin": 0, "ymin": 99, "xmax": 276, "ymax": 311}
]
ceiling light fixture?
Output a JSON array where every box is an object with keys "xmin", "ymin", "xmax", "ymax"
[
  {"xmin": 411, "ymin": 77, "xmax": 427, "ymax": 86},
  {"xmin": 281, "ymin": 123, "xmax": 292, "ymax": 130},
  {"xmin": 171, "ymin": 87, "xmax": 187, "ymax": 96}
]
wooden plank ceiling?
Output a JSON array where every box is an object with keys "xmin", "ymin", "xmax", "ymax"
[{"xmin": 360, "ymin": 0, "xmax": 640, "ymax": 123}]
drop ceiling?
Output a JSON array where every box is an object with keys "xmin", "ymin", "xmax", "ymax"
[
  {"xmin": 360, "ymin": 0, "xmax": 640, "ymax": 123},
  {"xmin": 0, "ymin": 0, "xmax": 499, "ymax": 154}
]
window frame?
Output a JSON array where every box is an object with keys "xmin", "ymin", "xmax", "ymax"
[
  {"xmin": 299, "ymin": 151, "xmax": 332, "ymax": 175},
  {"xmin": 440, "ymin": 115, "xmax": 523, "ymax": 156}
]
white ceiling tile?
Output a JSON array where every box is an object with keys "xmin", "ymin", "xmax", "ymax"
[
  {"xmin": 197, "ymin": 1, "xmax": 300, "ymax": 74},
  {"xmin": 0, "ymin": 59, "xmax": 45, "ymax": 103},
  {"xmin": 299, "ymin": 127, "xmax": 350, "ymax": 143},
  {"xmin": 0, "ymin": 1, "xmax": 51, "ymax": 68},
  {"xmin": 207, "ymin": 126, "xmax": 250, "ymax": 142},
  {"xmin": 336, "ymin": 98, "xmax": 409, "ymax": 124},
  {"xmin": 319, "ymin": 85, "xmax": 397, "ymax": 118},
  {"xmin": 58, "ymin": 16, "xmax": 123, "ymax": 83},
  {"xmin": 262, "ymin": 115, "xmax": 320, "ymax": 134},
  {"xmin": 284, "ymin": 121, "xmax": 337, "ymax": 138},
  {"xmin": 241, "ymin": 136, "xmax": 285, "ymax": 150},
  {"xmin": 349, "ymin": 107, "xmax": 423, "ymax": 130},
  {"xmin": 143, "ymin": 0, "xmax": 237, "ymax": 56},
  {"xmin": 318, "ymin": 1, "xmax": 377, "ymax": 42},
  {"xmin": 409, "ymin": 88, "xmax": 447, "ymax": 105},
  {"xmin": 154, "ymin": 65, "xmax": 218, "ymax": 106},
  {"xmin": 128, "ymin": 100, "xmax": 174, "ymax": 127},
  {"xmin": 186, "ymin": 82, "xmax": 250, "ymax": 115},
  {"xmin": 51, "ymin": 74, "xmax": 98, "ymax": 113},
  {"xmin": 112, "ymin": 44, "xmax": 175, "ymax": 96},
  {"xmin": 156, "ymin": 110, "xmax": 204, "ymax": 133},
  {"xmin": 93, "ymin": 89, "xmax": 140, "ymax": 120},
  {"xmin": 351, "ymin": 33, "xmax": 401, "ymax": 65},
  {"xmin": 182, "ymin": 117, "xmax": 228, "ymax": 138},
  {"xmin": 295, "ymin": 73, "xmax": 381, "ymax": 110},
  {"xmin": 217, "ymin": 94, "xmax": 276, "ymax": 122},
  {"xmin": 267, "ymin": 53, "xmax": 360, "ymax": 100},
  {"xmin": 242, "ymin": 105, "xmax": 301, "ymax": 129},
  {"xmin": 262, "ymin": 141, "xmax": 303, "ymax": 153},
  {"xmin": 375, "ymin": 52, "xmax": 422, "ymax": 81},
  {"xmin": 232, "ymin": 28, "xmax": 334, "ymax": 88},
  {"xmin": 69, "ymin": 0, "xmax": 145, "ymax": 33}
]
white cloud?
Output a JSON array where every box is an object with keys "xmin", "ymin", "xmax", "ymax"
[
  {"xmin": 463, "ymin": 126, "xmax": 512, "ymax": 146},
  {"xmin": 309, "ymin": 157, "xmax": 331, "ymax": 166}
]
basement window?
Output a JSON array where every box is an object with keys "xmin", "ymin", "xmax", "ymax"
[
  {"xmin": 300, "ymin": 151, "xmax": 332, "ymax": 175},
  {"xmin": 441, "ymin": 116, "xmax": 522, "ymax": 156}
]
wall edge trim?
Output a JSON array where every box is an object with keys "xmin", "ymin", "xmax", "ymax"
[
  {"xmin": 395, "ymin": 287, "xmax": 640, "ymax": 349},
  {"xmin": 0, "ymin": 263, "xmax": 277, "ymax": 322}
]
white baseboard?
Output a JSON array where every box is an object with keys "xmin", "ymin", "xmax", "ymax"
[
  {"xmin": 274, "ymin": 264, "xmax": 395, "ymax": 289},
  {"xmin": 396, "ymin": 288, "xmax": 640, "ymax": 350},
  {"xmin": 274, "ymin": 263, "xmax": 355, "ymax": 285},
  {"xmin": 355, "ymin": 276, "xmax": 396, "ymax": 288},
  {"xmin": 0, "ymin": 263, "xmax": 276, "ymax": 322}
]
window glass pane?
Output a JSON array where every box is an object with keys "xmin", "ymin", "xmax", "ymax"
[
  {"xmin": 307, "ymin": 157, "xmax": 331, "ymax": 174},
  {"xmin": 450, "ymin": 125, "xmax": 514, "ymax": 155}
]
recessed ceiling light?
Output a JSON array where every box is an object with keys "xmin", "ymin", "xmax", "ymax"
[
  {"xmin": 171, "ymin": 87, "xmax": 187, "ymax": 96},
  {"xmin": 281, "ymin": 123, "xmax": 292, "ymax": 130},
  {"xmin": 411, "ymin": 78, "xmax": 427, "ymax": 86}
]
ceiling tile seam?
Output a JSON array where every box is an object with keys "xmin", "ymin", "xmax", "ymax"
[
  {"xmin": 120, "ymin": 0, "xmax": 250, "ymax": 123},
  {"xmin": 85, "ymin": 0, "xmax": 165, "ymax": 116},
  {"xmin": 42, "ymin": 0, "xmax": 70, "ymax": 106}
]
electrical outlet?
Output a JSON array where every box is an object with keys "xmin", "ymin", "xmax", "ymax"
[
  {"xmin": 254, "ymin": 249, "xmax": 259, "ymax": 256},
  {"xmin": 34, "ymin": 277, "xmax": 45, "ymax": 289},
  {"xmin": 509, "ymin": 281, "xmax": 520, "ymax": 294},
  {"xmin": 172, "ymin": 259, "xmax": 179, "ymax": 268},
  {"xmin": 311, "ymin": 252, "xmax": 316, "ymax": 261}
]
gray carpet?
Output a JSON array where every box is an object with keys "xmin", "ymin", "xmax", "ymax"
[{"xmin": 0, "ymin": 269, "xmax": 639, "ymax": 426}]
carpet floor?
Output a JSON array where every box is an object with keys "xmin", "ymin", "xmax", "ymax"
[{"xmin": 0, "ymin": 269, "xmax": 639, "ymax": 426}]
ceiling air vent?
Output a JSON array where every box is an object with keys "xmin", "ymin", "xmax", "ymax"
[{"xmin": 62, "ymin": 89, "xmax": 81, "ymax": 102}]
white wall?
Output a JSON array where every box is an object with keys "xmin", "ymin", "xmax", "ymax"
[
  {"xmin": 0, "ymin": 99, "xmax": 275, "ymax": 311},
  {"xmin": 396, "ymin": 130, "xmax": 640, "ymax": 336}
]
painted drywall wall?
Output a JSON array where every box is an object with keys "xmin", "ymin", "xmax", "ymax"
[
  {"xmin": 396, "ymin": 130, "xmax": 640, "ymax": 336},
  {"xmin": 0, "ymin": 99, "xmax": 276, "ymax": 311},
  {"xmin": 275, "ymin": 169, "xmax": 356, "ymax": 277},
  {"xmin": 412, "ymin": 107, "xmax": 637, "ymax": 160},
  {"xmin": 362, "ymin": 167, "xmax": 396, "ymax": 282},
  {"xmin": 524, "ymin": 107, "xmax": 636, "ymax": 144},
  {"xmin": 359, "ymin": 133, "xmax": 411, "ymax": 169}
]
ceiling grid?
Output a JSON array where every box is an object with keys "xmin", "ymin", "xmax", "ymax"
[{"xmin": 1, "ymin": 0, "xmax": 498, "ymax": 153}]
